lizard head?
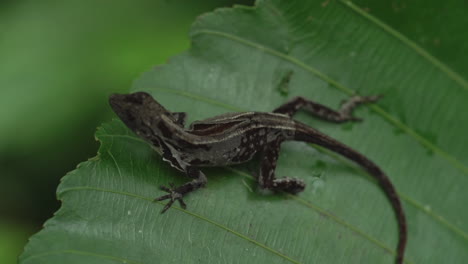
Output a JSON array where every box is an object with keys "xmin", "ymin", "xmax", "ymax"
[{"xmin": 109, "ymin": 92, "xmax": 171, "ymax": 140}]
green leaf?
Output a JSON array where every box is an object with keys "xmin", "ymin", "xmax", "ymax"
[
  {"xmin": 352, "ymin": 0, "xmax": 468, "ymax": 80},
  {"xmin": 20, "ymin": 0, "xmax": 468, "ymax": 263}
]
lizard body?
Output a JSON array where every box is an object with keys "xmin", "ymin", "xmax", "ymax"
[{"xmin": 109, "ymin": 92, "xmax": 407, "ymax": 264}]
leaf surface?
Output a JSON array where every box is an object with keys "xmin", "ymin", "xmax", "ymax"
[
  {"xmin": 353, "ymin": 0, "xmax": 468, "ymax": 79},
  {"xmin": 20, "ymin": 1, "xmax": 468, "ymax": 263}
]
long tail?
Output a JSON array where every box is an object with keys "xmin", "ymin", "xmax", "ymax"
[{"xmin": 294, "ymin": 122, "xmax": 407, "ymax": 264}]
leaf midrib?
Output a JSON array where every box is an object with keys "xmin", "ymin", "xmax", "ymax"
[
  {"xmin": 136, "ymin": 87, "xmax": 468, "ymax": 243},
  {"xmin": 94, "ymin": 133, "xmax": 411, "ymax": 262},
  {"xmin": 101, "ymin": 134, "xmax": 396, "ymax": 246},
  {"xmin": 189, "ymin": 29, "xmax": 468, "ymax": 176},
  {"xmin": 58, "ymin": 185, "xmax": 303, "ymax": 264},
  {"xmin": 58, "ymin": 183, "xmax": 412, "ymax": 263}
]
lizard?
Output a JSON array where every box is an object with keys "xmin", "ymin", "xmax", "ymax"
[{"xmin": 109, "ymin": 91, "xmax": 407, "ymax": 264}]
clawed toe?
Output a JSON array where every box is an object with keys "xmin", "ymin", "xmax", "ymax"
[
  {"xmin": 155, "ymin": 194, "xmax": 171, "ymax": 201},
  {"xmin": 367, "ymin": 94, "xmax": 383, "ymax": 102},
  {"xmin": 154, "ymin": 184, "xmax": 186, "ymax": 213},
  {"xmin": 272, "ymin": 177, "xmax": 306, "ymax": 195},
  {"xmin": 159, "ymin": 183, "xmax": 176, "ymax": 193},
  {"xmin": 339, "ymin": 94, "xmax": 382, "ymax": 122}
]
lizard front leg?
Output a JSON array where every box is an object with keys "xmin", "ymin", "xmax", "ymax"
[
  {"xmin": 273, "ymin": 95, "xmax": 380, "ymax": 122},
  {"xmin": 155, "ymin": 166, "xmax": 207, "ymax": 213},
  {"xmin": 258, "ymin": 138, "xmax": 306, "ymax": 194},
  {"xmin": 171, "ymin": 112, "xmax": 187, "ymax": 127}
]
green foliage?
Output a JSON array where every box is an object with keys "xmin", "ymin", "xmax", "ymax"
[
  {"xmin": 354, "ymin": 0, "xmax": 468, "ymax": 79},
  {"xmin": 0, "ymin": 1, "xmax": 237, "ymax": 261},
  {"xmin": 20, "ymin": 0, "xmax": 468, "ymax": 263}
]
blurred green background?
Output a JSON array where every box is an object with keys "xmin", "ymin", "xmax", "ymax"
[
  {"xmin": 2, "ymin": 0, "xmax": 466, "ymax": 263},
  {"xmin": 0, "ymin": 0, "xmax": 253, "ymax": 263}
]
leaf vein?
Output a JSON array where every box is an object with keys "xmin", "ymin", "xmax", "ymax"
[
  {"xmin": 339, "ymin": 0, "xmax": 468, "ymax": 92},
  {"xmin": 189, "ymin": 29, "xmax": 468, "ymax": 176},
  {"xmin": 312, "ymin": 144, "xmax": 468, "ymax": 241},
  {"xmin": 107, "ymin": 149, "xmax": 122, "ymax": 179},
  {"xmin": 59, "ymin": 186, "xmax": 302, "ymax": 264},
  {"xmin": 225, "ymin": 167, "xmax": 416, "ymax": 264},
  {"xmin": 22, "ymin": 249, "xmax": 143, "ymax": 264},
  {"xmin": 135, "ymin": 88, "xmax": 468, "ymax": 241}
]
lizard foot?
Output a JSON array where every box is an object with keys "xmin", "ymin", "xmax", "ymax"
[
  {"xmin": 341, "ymin": 94, "xmax": 382, "ymax": 105},
  {"xmin": 272, "ymin": 177, "xmax": 306, "ymax": 194},
  {"xmin": 339, "ymin": 94, "xmax": 383, "ymax": 122},
  {"xmin": 154, "ymin": 183, "xmax": 187, "ymax": 213}
]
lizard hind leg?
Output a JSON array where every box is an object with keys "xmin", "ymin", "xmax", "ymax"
[
  {"xmin": 273, "ymin": 95, "xmax": 381, "ymax": 123},
  {"xmin": 258, "ymin": 139, "xmax": 305, "ymax": 194}
]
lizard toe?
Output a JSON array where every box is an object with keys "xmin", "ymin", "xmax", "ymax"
[
  {"xmin": 273, "ymin": 177, "xmax": 306, "ymax": 194},
  {"xmin": 154, "ymin": 185, "xmax": 186, "ymax": 213}
]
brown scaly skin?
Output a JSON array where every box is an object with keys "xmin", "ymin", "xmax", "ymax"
[{"xmin": 109, "ymin": 92, "xmax": 406, "ymax": 264}]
